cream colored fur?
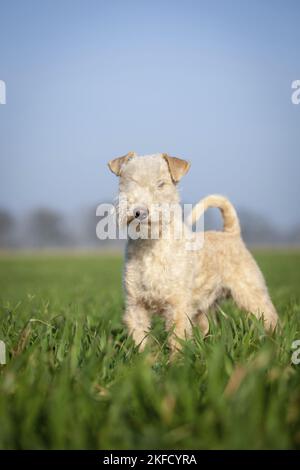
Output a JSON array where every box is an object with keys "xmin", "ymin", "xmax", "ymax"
[{"xmin": 108, "ymin": 152, "xmax": 278, "ymax": 353}]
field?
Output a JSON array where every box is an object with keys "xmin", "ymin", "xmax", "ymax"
[{"xmin": 0, "ymin": 251, "xmax": 300, "ymax": 449}]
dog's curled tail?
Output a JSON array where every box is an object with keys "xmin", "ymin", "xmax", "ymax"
[{"xmin": 188, "ymin": 194, "xmax": 241, "ymax": 234}]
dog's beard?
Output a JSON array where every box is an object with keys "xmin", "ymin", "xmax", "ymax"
[
  {"xmin": 127, "ymin": 216, "xmax": 175, "ymax": 240},
  {"xmin": 115, "ymin": 196, "xmax": 183, "ymax": 240}
]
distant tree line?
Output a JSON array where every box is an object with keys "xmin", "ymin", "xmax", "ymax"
[{"xmin": 0, "ymin": 205, "xmax": 299, "ymax": 250}]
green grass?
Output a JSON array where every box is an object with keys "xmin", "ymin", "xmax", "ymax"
[{"xmin": 0, "ymin": 251, "xmax": 300, "ymax": 449}]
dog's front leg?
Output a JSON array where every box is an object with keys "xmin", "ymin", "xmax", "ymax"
[
  {"xmin": 124, "ymin": 301, "xmax": 151, "ymax": 351},
  {"xmin": 165, "ymin": 303, "xmax": 192, "ymax": 354}
]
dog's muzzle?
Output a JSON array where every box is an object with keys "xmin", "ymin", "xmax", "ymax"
[{"xmin": 133, "ymin": 206, "xmax": 149, "ymax": 221}]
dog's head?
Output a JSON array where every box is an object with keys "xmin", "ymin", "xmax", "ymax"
[{"xmin": 108, "ymin": 152, "xmax": 190, "ymax": 227}]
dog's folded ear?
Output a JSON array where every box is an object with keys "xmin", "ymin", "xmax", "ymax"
[
  {"xmin": 108, "ymin": 152, "xmax": 137, "ymax": 176},
  {"xmin": 162, "ymin": 154, "xmax": 191, "ymax": 183}
]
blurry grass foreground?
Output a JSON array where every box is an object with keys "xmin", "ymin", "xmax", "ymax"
[{"xmin": 0, "ymin": 251, "xmax": 300, "ymax": 449}]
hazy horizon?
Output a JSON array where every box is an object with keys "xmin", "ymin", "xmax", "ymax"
[{"xmin": 0, "ymin": 0, "xmax": 299, "ymax": 230}]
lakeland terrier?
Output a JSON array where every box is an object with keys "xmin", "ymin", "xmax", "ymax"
[{"xmin": 108, "ymin": 152, "xmax": 278, "ymax": 352}]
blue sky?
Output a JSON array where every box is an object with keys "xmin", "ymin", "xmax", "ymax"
[{"xmin": 0, "ymin": 0, "xmax": 299, "ymax": 228}]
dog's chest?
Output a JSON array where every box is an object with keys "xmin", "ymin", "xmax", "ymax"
[{"xmin": 125, "ymin": 242, "xmax": 185, "ymax": 311}]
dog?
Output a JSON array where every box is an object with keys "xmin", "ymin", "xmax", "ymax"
[{"xmin": 108, "ymin": 152, "xmax": 278, "ymax": 353}]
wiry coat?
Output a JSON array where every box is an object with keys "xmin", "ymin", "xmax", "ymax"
[{"xmin": 108, "ymin": 153, "xmax": 278, "ymax": 352}]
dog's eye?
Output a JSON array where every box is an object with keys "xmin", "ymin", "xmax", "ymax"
[{"xmin": 157, "ymin": 181, "xmax": 166, "ymax": 189}]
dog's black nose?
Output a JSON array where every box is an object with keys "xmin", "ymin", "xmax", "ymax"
[{"xmin": 133, "ymin": 206, "xmax": 148, "ymax": 221}]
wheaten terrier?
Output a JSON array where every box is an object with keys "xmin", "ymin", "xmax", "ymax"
[{"xmin": 108, "ymin": 152, "xmax": 278, "ymax": 352}]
